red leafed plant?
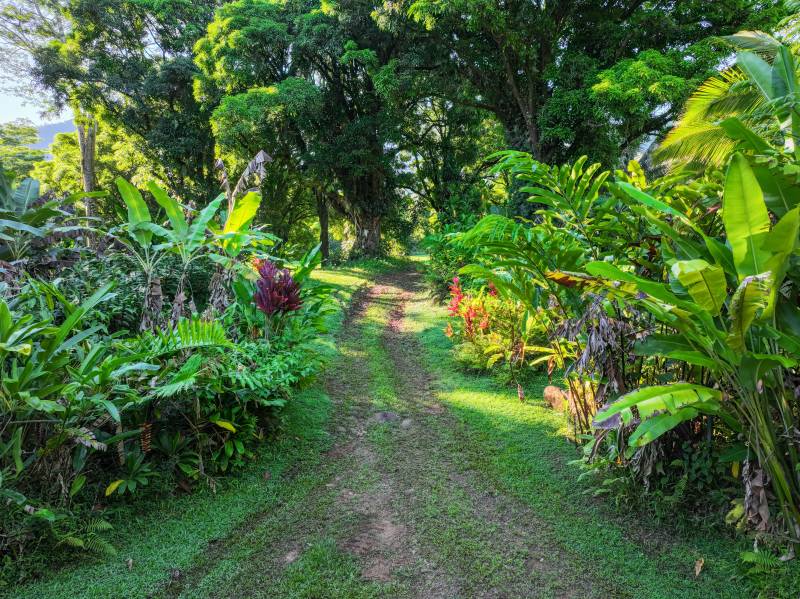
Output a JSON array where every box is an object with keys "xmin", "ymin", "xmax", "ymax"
[
  {"xmin": 253, "ymin": 259, "xmax": 302, "ymax": 339},
  {"xmin": 447, "ymin": 276, "xmax": 464, "ymax": 316}
]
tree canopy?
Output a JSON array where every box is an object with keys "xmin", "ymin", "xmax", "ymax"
[
  {"xmin": 394, "ymin": 0, "xmax": 785, "ymax": 163},
  {"xmin": 0, "ymin": 119, "xmax": 43, "ymax": 183},
  {"xmin": 15, "ymin": 0, "xmax": 794, "ymax": 253}
]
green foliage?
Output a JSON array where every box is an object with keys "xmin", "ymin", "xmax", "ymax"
[
  {"xmin": 422, "ymin": 226, "xmax": 478, "ymax": 302},
  {"xmin": 0, "ymin": 120, "xmax": 44, "ymax": 184},
  {"xmin": 33, "ymin": 0, "xmax": 219, "ymax": 203},
  {"xmin": 403, "ymin": 0, "xmax": 783, "ymax": 163},
  {"xmin": 0, "ymin": 176, "xmax": 102, "ymax": 264},
  {"xmin": 659, "ymin": 36, "xmax": 800, "ymax": 170},
  {"xmin": 1, "ymin": 163, "xmax": 335, "ymax": 585},
  {"xmin": 456, "ymin": 132, "xmax": 800, "ymax": 542}
]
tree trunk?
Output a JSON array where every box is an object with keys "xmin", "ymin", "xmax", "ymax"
[
  {"xmin": 353, "ymin": 214, "xmax": 381, "ymax": 257},
  {"xmin": 76, "ymin": 119, "xmax": 97, "ymax": 196},
  {"xmin": 340, "ymin": 169, "xmax": 384, "ymax": 258},
  {"xmin": 77, "ymin": 118, "xmax": 98, "ymax": 247},
  {"xmin": 316, "ymin": 191, "xmax": 330, "ymax": 264}
]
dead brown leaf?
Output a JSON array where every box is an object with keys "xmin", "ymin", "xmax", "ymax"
[{"xmin": 694, "ymin": 558, "xmax": 704, "ymax": 578}]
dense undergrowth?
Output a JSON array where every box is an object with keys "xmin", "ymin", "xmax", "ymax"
[
  {"xmin": 0, "ymin": 172, "xmax": 406, "ymax": 588},
  {"xmin": 3, "ymin": 0, "xmax": 800, "ymax": 593},
  {"xmin": 411, "ymin": 294, "xmax": 800, "ymax": 598}
]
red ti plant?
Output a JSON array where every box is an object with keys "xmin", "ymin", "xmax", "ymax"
[{"xmin": 253, "ymin": 259, "xmax": 302, "ymax": 341}]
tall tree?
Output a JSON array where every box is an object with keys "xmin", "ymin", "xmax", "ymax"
[
  {"xmin": 196, "ymin": 0, "xmax": 406, "ymax": 255},
  {"xmin": 32, "ymin": 125, "xmax": 156, "ymax": 218},
  {"xmin": 210, "ymin": 80, "xmax": 324, "ymax": 248},
  {"xmin": 32, "ymin": 0, "xmax": 219, "ymax": 203},
  {"xmin": 388, "ymin": 95, "xmax": 503, "ymax": 224},
  {"xmin": 0, "ymin": 119, "xmax": 44, "ymax": 183},
  {"xmin": 0, "ymin": 0, "xmax": 67, "ymax": 99},
  {"xmin": 389, "ymin": 0, "xmax": 786, "ymax": 165}
]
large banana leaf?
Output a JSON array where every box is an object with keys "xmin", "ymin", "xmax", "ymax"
[
  {"xmin": 627, "ymin": 407, "xmax": 704, "ymax": 448},
  {"xmin": 723, "ymin": 154, "xmax": 771, "ymax": 279},
  {"xmin": 187, "ymin": 194, "xmax": 224, "ymax": 251},
  {"xmin": 736, "ymin": 52, "xmax": 779, "ymax": 100},
  {"xmin": 224, "ymin": 191, "xmax": 261, "ymax": 234},
  {"xmin": 595, "ymin": 383, "xmax": 723, "ymax": 424},
  {"xmin": 116, "ymin": 177, "xmax": 153, "ymax": 248},
  {"xmin": 719, "ymin": 117, "xmax": 770, "ymax": 154},
  {"xmin": 671, "ymin": 259, "xmax": 727, "ymax": 316},
  {"xmin": 0, "ymin": 218, "xmax": 45, "ymax": 237},
  {"xmin": 752, "ymin": 165, "xmax": 800, "ymax": 217},
  {"xmin": 147, "ymin": 181, "xmax": 188, "ymax": 237},
  {"xmin": 773, "ymin": 46, "xmax": 797, "ymax": 98},
  {"xmin": 762, "ymin": 207, "xmax": 800, "ymax": 314},
  {"xmin": 9, "ymin": 179, "xmax": 40, "ymax": 215},
  {"xmin": 594, "ymin": 383, "xmax": 731, "ymax": 450},
  {"xmin": 727, "ymin": 272, "xmax": 771, "ymax": 352},
  {"xmin": 222, "ymin": 191, "xmax": 261, "ymax": 256},
  {"xmin": 634, "ymin": 334, "xmax": 717, "ymax": 369}
]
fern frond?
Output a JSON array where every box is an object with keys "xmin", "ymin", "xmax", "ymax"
[
  {"xmin": 153, "ymin": 354, "xmax": 203, "ymax": 398},
  {"xmin": 146, "ymin": 318, "xmax": 233, "ymax": 358},
  {"xmin": 85, "ymin": 535, "xmax": 117, "ymax": 556},
  {"xmin": 740, "ymin": 549, "xmax": 782, "ymax": 573},
  {"xmin": 86, "ymin": 518, "xmax": 114, "ymax": 533}
]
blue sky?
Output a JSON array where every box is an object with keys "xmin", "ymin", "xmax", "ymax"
[{"xmin": 0, "ymin": 89, "xmax": 71, "ymax": 124}]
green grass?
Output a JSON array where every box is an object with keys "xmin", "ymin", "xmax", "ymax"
[
  {"xmin": 407, "ymin": 293, "xmax": 800, "ymax": 599},
  {"xmin": 256, "ymin": 540, "xmax": 387, "ymax": 599}
]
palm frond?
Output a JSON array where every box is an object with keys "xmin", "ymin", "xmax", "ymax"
[
  {"xmin": 657, "ymin": 68, "xmax": 764, "ymax": 168},
  {"xmin": 656, "ymin": 123, "xmax": 742, "ymax": 168},
  {"xmin": 724, "ymin": 30, "xmax": 782, "ymax": 57}
]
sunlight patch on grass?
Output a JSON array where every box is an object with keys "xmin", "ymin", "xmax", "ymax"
[{"xmin": 407, "ymin": 293, "xmax": 800, "ymax": 599}]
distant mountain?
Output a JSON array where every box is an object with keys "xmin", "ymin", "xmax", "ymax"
[{"xmin": 33, "ymin": 119, "xmax": 76, "ymax": 150}]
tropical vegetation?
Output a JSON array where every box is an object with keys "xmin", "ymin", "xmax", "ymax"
[{"xmin": 3, "ymin": 0, "xmax": 800, "ymax": 596}]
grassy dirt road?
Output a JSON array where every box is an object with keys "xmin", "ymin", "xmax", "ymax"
[{"xmin": 13, "ymin": 266, "xmax": 800, "ymax": 598}]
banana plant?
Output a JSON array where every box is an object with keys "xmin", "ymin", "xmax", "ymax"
[
  {"xmin": 568, "ymin": 153, "xmax": 800, "ymax": 538},
  {"xmin": 111, "ymin": 178, "xmax": 170, "ymax": 330},
  {"xmin": 205, "ymin": 189, "xmax": 279, "ymax": 315},
  {"xmin": 0, "ymin": 173, "xmax": 109, "ymax": 262},
  {"xmin": 141, "ymin": 182, "xmax": 225, "ymax": 323}
]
